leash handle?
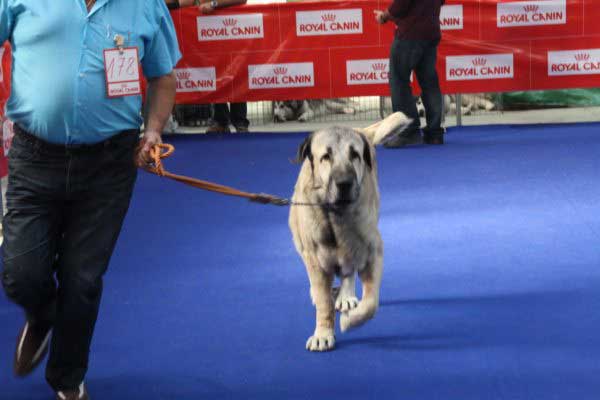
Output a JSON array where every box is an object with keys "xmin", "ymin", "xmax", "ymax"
[{"xmin": 148, "ymin": 143, "xmax": 175, "ymax": 177}]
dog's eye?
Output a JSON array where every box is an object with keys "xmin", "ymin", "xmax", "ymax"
[
  {"xmin": 349, "ymin": 149, "xmax": 361, "ymax": 162},
  {"xmin": 320, "ymin": 154, "xmax": 331, "ymax": 163}
]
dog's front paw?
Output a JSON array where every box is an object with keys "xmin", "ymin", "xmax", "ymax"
[
  {"xmin": 340, "ymin": 299, "xmax": 377, "ymax": 333},
  {"xmin": 335, "ymin": 296, "xmax": 359, "ymax": 312},
  {"xmin": 306, "ymin": 332, "xmax": 335, "ymax": 352}
]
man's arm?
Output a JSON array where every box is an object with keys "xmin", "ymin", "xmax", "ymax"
[
  {"xmin": 374, "ymin": 0, "xmax": 411, "ymax": 24},
  {"xmin": 0, "ymin": 0, "xmax": 14, "ymax": 43},
  {"xmin": 165, "ymin": 0, "xmax": 196, "ymax": 8},
  {"xmin": 199, "ymin": 0, "xmax": 246, "ymax": 15},
  {"xmin": 165, "ymin": 0, "xmax": 246, "ymax": 10},
  {"xmin": 387, "ymin": 0, "xmax": 412, "ymax": 19},
  {"xmin": 137, "ymin": 72, "xmax": 176, "ymax": 167}
]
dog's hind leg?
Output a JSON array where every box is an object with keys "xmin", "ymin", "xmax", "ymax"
[
  {"xmin": 304, "ymin": 256, "xmax": 336, "ymax": 351},
  {"xmin": 340, "ymin": 250, "xmax": 382, "ymax": 333},
  {"xmin": 335, "ymin": 274, "xmax": 359, "ymax": 312}
]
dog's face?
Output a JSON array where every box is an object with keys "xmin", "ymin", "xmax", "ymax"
[
  {"xmin": 298, "ymin": 127, "xmax": 372, "ymax": 209},
  {"xmin": 274, "ymin": 100, "xmax": 301, "ymax": 122}
]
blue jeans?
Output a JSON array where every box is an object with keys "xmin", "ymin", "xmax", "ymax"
[
  {"xmin": 1, "ymin": 127, "xmax": 138, "ymax": 391},
  {"xmin": 389, "ymin": 38, "xmax": 443, "ymax": 135}
]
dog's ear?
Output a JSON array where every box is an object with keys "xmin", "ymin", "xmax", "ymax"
[
  {"xmin": 359, "ymin": 133, "xmax": 373, "ymax": 170},
  {"xmin": 295, "ymin": 133, "xmax": 313, "ymax": 164}
]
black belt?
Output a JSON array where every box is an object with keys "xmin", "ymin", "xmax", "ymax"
[{"xmin": 13, "ymin": 124, "xmax": 139, "ymax": 155}]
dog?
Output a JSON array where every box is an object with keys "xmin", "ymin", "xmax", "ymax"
[
  {"xmin": 288, "ymin": 112, "xmax": 411, "ymax": 351},
  {"xmin": 444, "ymin": 93, "xmax": 496, "ymax": 116},
  {"xmin": 274, "ymin": 99, "xmax": 357, "ymax": 123}
]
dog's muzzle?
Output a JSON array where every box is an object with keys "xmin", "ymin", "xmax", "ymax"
[{"xmin": 330, "ymin": 177, "xmax": 358, "ymax": 208}]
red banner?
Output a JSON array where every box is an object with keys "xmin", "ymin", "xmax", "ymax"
[
  {"xmin": 1, "ymin": 0, "xmax": 600, "ymax": 106},
  {"xmin": 166, "ymin": 0, "xmax": 600, "ymax": 103},
  {"xmin": 1, "ymin": 43, "xmax": 11, "ymax": 178}
]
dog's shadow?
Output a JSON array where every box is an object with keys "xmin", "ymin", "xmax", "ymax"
[
  {"xmin": 337, "ymin": 332, "xmax": 464, "ymax": 351},
  {"xmin": 337, "ymin": 288, "xmax": 597, "ymax": 352}
]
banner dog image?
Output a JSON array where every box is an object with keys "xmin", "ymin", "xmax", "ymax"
[{"xmin": 289, "ymin": 112, "xmax": 411, "ymax": 351}]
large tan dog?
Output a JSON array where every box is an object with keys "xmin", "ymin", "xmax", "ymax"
[{"xmin": 289, "ymin": 112, "xmax": 412, "ymax": 351}]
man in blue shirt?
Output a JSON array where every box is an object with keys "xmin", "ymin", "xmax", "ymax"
[{"xmin": 0, "ymin": 1, "xmax": 181, "ymax": 399}]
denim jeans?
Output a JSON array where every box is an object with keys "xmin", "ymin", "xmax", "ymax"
[
  {"xmin": 389, "ymin": 38, "xmax": 444, "ymax": 134},
  {"xmin": 1, "ymin": 127, "xmax": 138, "ymax": 391},
  {"xmin": 213, "ymin": 102, "xmax": 249, "ymax": 129}
]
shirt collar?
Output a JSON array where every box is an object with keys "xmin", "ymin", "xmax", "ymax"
[{"xmin": 84, "ymin": 0, "xmax": 110, "ymax": 18}]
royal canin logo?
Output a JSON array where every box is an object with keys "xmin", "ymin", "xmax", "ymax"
[
  {"xmin": 197, "ymin": 14, "xmax": 264, "ymax": 41},
  {"xmin": 346, "ymin": 59, "xmax": 390, "ymax": 85},
  {"xmin": 523, "ymin": 5, "xmax": 539, "ymax": 13},
  {"xmin": 497, "ymin": 1, "xmax": 566, "ymax": 27},
  {"xmin": 176, "ymin": 71, "xmax": 192, "ymax": 80},
  {"xmin": 447, "ymin": 53, "xmax": 514, "ymax": 81},
  {"xmin": 175, "ymin": 67, "xmax": 216, "ymax": 92},
  {"xmin": 248, "ymin": 62, "xmax": 314, "ymax": 89},
  {"xmin": 575, "ymin": 53, "xmax": 591, "ymax": 61},
  {"xmin": 296, "ymin": 9, "xmax": 363, "ymax": 36},
  {"xmin": 548, "ymin": 49, "xmax": 600, "ymax": 76}
]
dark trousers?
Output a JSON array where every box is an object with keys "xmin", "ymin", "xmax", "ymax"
[
  {"xmin": 1, "ymin": 128, "xmax": 138, "ymax": 391},
  {"xmin": 213, "ymin": 102, "xmax": 249, "ymax": 129},
  {"xmin": 389, "ymin": 38, "xmax": 444, "ymax": 134}
]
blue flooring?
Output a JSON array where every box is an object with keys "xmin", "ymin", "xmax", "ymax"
[{"xmin": 1, "ymin": 123, "xmax": 600, "ymax": 399}]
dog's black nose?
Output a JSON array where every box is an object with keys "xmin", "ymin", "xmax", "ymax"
[{"xmin": 336, "ymin": 180, "xmax": 354, "ymax": 199}]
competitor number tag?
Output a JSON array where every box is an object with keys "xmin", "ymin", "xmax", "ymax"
[{"xmin": 103, "ymin": 47, "xmax": 141, "ymax": 98}]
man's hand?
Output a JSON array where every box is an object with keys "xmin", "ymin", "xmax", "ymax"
[
  {"xmin": 142, "ymin": 71, "xmax": 175, "ymax": 168},
  {"xmin": 199, "ymin": 3, "xmax": 214, "ymax": 13},
  {"xmin": 136, "ymin": 129, "xmax": 162, "ymax": 168},
  {"xmin": 374, "ymin": 10, "xmax": 390, "ymax": 24}
]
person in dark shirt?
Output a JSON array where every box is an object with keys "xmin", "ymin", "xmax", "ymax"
[
  {"xmin": 166, "ymin": 0, "xmax": 250, "ymax": 134},
  {"xmin": 375, "ymin": 0, "xmax": 445, "ymax": 147}
]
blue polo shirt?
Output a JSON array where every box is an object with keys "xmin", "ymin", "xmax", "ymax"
[{"xmin": 0, "ymin": 0, "xmax": 181, "ymax": 144}]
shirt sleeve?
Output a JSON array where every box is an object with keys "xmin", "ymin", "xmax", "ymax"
[
  {"xmin": 142, "ymin": 1, "xmax": 182, "ymax": 79},
  {"xmin": 387, "ymin": 0, "xmax": 412, "ymax": 19},
  {"xmin": 0, "ymin": 0, "xmax": 14, "ymax": 44}
]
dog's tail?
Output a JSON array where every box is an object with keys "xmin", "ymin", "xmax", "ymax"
[{"xmin": 355, "ymin": 112, "xmax": 412, "ymax": 146}]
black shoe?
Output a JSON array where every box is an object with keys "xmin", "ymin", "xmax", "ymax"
[
  {"xmin": 14, "ymin": 321, "xmax": 52, "ymax": 377},
  {"xmin": 423, "ymin": 128, "xmax": 445, "ymax": 145},
  {"xmin": 383, "ymin": 131, "xmax": 422, "ymax": 148},
  {"xmin": 205, "ymin": 123, "xmax": 231, "ymax": 134},
  {"xmin": 56, "ymin": 383, "xmax": 90, "ymax": 400},
  {"xmin": 234, "ymin": 126, "xmax": 249, "ymax": 133}
]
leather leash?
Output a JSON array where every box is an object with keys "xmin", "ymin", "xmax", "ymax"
[{"xmin": 144, "ymin": 143, "xmax": 292, "ymax": 206}]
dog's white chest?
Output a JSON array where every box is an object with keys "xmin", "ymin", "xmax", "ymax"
[{"xmin": 315, "ymin": 236, "xmax": 370, "ymax": 276}]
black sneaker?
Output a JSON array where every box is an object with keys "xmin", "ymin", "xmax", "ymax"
[
  {"xmin": 13, "ymin": 321, "xmax": 52, "ymax": 377},
  {"xmin": 423, "ymin": 128, "xmax": 445, "ymax": 145},
  {"xmin": 383, "ymin": 131, "xmax": 422, "ymax": 148},
  {"xmin": 56, "ymin": 383, "xmax": 90, "ymax": 400}
]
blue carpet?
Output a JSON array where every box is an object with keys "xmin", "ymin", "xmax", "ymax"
[{"xmin": 1, "ymin": 123, "xmax": 600, "ymax": 400}]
